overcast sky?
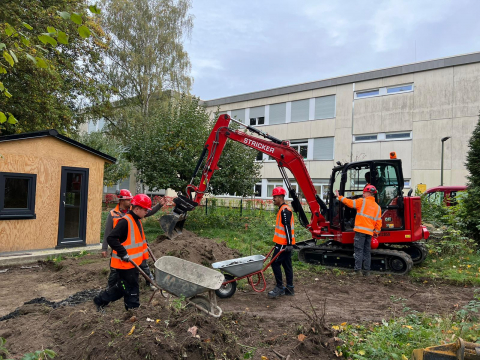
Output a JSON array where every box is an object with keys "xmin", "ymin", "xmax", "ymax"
[{"xmin": 184, "ymin": 0, "xmax": 480, "ymax": 101}]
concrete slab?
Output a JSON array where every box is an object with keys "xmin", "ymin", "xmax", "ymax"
[{"xmin": 0, "ymin": 243, "xmax": 103, "ymax": 267}]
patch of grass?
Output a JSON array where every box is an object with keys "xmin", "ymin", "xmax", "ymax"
[
  {"xmin": 337, "ymin": 291, "xmax": 480, "ymax": 360},
  {"xmin": 79, "ymin": 259, "xmax": 95, "ymax": 266}
]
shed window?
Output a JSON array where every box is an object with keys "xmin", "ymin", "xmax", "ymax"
[{"xmin": 0, "ymin": 172, "xmax": 37, "ymax": 219}]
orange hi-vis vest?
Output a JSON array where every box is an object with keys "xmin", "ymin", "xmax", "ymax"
[
  {"xmin": 110, "ymin": 214, "xmax": 146, "ymax": 270},
  {"xmin": 110, "ymin": 206, "xmax": 149, "ymax": 261},
  {"xmin": 273, "ymin": 204, "xmax": 295, "ymax": 245},
  {"xmin": 110, "ymin": 204, "xmax": 124, "ymax": 228},
  {"xmin": 338, "ymin": 196, "xmax": 382, "ymax": 236}
]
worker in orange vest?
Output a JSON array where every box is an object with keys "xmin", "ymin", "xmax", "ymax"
[
  {"xmin": 102, "ymin": 189, "xmax": 165, "ymax": 290},
  {"xmin": 335, "ymin": 185, "xmax": 382, "ymax": 276},
  {"xmin": 94, "ymin": 194, "xmax": 152, "ymax": 311},
  {"xmin": 268, "ymin": 187, "xmax": 295, "ymax": 298}
]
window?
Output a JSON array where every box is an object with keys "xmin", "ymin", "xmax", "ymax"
[
  {"xmin": 375, "ymin": 164, "xmax": 401, "ymax": 208},
  {"xmin": 387, "ymin": 84, "xmax": 413, "ymax": 94},
  {"xmin": 313, "ymin": 137, "xmax": 334, "ymax": 160},
  {"xmin": 254, "ymin": 184, "xmax": 262, "ymax": 197},
  {"xmin": 231, "ymin": 109, "xmax": 245, "ymax": 124},
  {"xmin": 269, "ymin": 103, "xmax": 286, "ymax": 125},
  {"xmin": 255, "ymin": 151, "xmax": 263, "ymax": 161},
  {"xmin": 0, "ymin": 172, "xmax": 37, "ymax": 219},
  {"xmin": 290, "ymin": 140, "xmax": 308, "ymax": 159},
  {"xmin": 249, "ymin": 106, "xmax": 265, "ymax": 126},
  {"xmin": 354, "ymin": 134, "xmax": 378, "ymax": 142},
  {"xmin": 355, "ymin": 83, "xmax": 414, "ymax": 99},
  {"xmin": 404, "ymin": 179, "xmax": 411, "ymax": 188},
  {"xmin": 385, "ymin": 132, "xmax": 412, "ymax": 140},
  {"xmin": 290, "ymin": 99, "xmax": 309, "ymax": 123},
  {"xmin": 315, "ymin": 95, "xmax": 336, "ymax": 119},
  {"xmin": 356, "ymin": 89, "xmax": 379, "ymax": 98}
]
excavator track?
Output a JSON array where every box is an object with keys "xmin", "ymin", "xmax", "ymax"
[
  {"xmin": 379, "ymin": 242, "xmax": 428, "ymax": 265},
  {"xmin": 297, "ymin": 242, "xmax": 414, "ymax": 275}
]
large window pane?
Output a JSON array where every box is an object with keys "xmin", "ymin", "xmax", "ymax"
[
  {"xmin": 269, "ymin": 103, "xmax": 286, "ymax": 125},
  {"xmin": 4, "ymin": 178, "xmax": 29, "ymax": 208},
  {"xmin": 313, "ymin": 137, "xmax": 334, "ymax": 160},
  {"xmin": 315, "ymin": 95, "xmax": 336, "ymax": 119},
  {"xmin": 291, "ymin": 99, "xmax": 309, "ymax": 122},
  {"xmin": 231, "ymin": 109, "xmax": 245, "ymax": 123}
]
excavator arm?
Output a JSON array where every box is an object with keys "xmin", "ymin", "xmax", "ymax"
[{"xmin": 160, "ymin": 114, "xmax": 329, "ymax": 239}]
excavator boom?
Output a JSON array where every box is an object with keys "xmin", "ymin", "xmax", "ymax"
[{"xmin": 160, "ymin": 114, "xmax": 328, "ymax": 239}]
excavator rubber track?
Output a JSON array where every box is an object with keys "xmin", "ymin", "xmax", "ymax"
[
  {"xmin": 296, "ymin": 241, "xmax": 414, "ymax": 275},
  {"xmin": 380, "ymin": 242, "xmax": 428, "ymax": 265}
]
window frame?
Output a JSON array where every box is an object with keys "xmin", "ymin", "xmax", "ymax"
[
  {"xmin": 384, "ymin": 131, "xmax": 412, "ymax": 141},
  {"xmin": 290, "ymin": 140, "xmax": 309, "ymax": 159},
  {"xmin": 249, "ymin": 116, "xmax": 265, "ymax": 126},
  {"xmin": 0, "ymin": 172, "xmax": 37, "ymax": 220},
  {"xmin": 353, "ymin": 134, "xmax": 379, "ymax": 143},
  {"xmin": 354, "ymin": 89, "xmax": 380, "ymax": 99},
  {"xmin": 355, "ymin": 83, "xmax": 414, "ymax": 99}
]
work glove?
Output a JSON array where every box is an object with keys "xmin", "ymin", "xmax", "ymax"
[
  {"xmin": 121, "ymin": 254, "xmax": 130, "ymax": 262},
  {"xmin": 285, "ymin": 245, "xmax": 293, "ymax": 253}
]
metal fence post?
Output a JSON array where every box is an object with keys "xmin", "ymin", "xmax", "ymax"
[
  {"xmin": 205, "ymin": 198, "xmax": 208, "ymax": 215},
  {"xmin": 240, "ymin": 198, "xmax": 243, "ymax": 216}
]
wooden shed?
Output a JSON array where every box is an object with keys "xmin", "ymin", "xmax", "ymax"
[{"xmin": 0, "ymin": 129, "xmax": 116, "ymax": 253}]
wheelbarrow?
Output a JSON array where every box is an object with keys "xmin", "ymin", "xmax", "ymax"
[
  {"xmin": 131, "ymin": 255, "xmax": 224, "ymax": 317},
  {"xmin": 211, "ymin": 247, "xmax": 285, "ymax": 298}
]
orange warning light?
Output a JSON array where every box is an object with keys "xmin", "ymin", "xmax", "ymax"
[{"xmin": 390, "ymin": 152, "xmax": 397, "ymax": 159}]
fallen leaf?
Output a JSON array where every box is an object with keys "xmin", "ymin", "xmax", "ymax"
[
  {"xmin": 335, "ymin": 350, "xmax": 342, "ymax": 357},
  {"xmin": 156, "ymin": 319, "xmax": 161, "ymax": 323},
  {"xmin": 358, "ymin": 350, "xmax": 365, "ymax": 355},
  {"xmin": 129, "ymin": 316, "xmax": 137, "ymax": 323},
  {"xmin": 203, "ymin": 338, "xmax": 211, "ymax": 343},
  {"xmin": 188, "ymin": 326, "xmax": 198, "ymax": 337},
  {"xmin": 402, "ymin": 355, "xmax": 408, "ymax": 360},
  {"xmin": 261, "ymin": 356, "xmax": 269, "ymax": 360},
  {"xmin": 298, "ymin": 334, "xmax": 306, "ymax": 342},
  {"xmin": 155, "ymin": 336, "xmax": 161, "ymax": 342},
  {"xmin": 340, "ymin": 322, "xmax": 347, "ymax": 326},
  {"xmin": 403, "ymin": 325, "xmax": 413, "ymax": 330},
  {"xmin": 146, "ymin": 318, "xmax": 154, "ymax": 322},
  {"xmin": 332, "ymin": 325, "xmax": 340, "ymax": 330},
  {"xmin": 126, "ymin": 325, "xmax": 135, "ymax": 336}
]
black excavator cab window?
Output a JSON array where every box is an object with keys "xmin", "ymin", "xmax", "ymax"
[{"xmin": 328, "ymin": 159, "xmax": 405, "ymax": 232}]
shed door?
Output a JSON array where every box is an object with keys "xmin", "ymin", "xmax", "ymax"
[{"xmin": 57, "ymin": 167, "xmax": 89, "ymax": 248}]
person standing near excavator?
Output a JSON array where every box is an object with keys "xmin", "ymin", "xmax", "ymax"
[
  {"xmin": 335, "ymin": 185, "xmax": 382, "ymax": 276},
  {"xmin": 268, "ymin": 187, "xmax": 295, "ymax": 298},
  {"xmin": 94, "ymin": 194, "xmax": 153, "ymax": 311},
  {"xmin": 102, "ymin": 189, "xmax": 164, "ymax": 289}
]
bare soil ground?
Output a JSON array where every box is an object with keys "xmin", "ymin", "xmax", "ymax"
[{"xmin": 0, "ymin": 230, "xmax": 476, "ymax": 359}]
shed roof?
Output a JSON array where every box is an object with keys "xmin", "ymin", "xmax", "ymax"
[{"xmin": 0, "ymin": 129, "xmax": 116, "ymax": 163}]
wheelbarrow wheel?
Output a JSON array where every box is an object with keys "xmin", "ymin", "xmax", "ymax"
[
  {"xmin": 215, "ymin": 274, "xmax": 236, "ymax": 299},
  {"xmin": 188, "ymin": 296, "xmax": 211, "ymax": 313}
]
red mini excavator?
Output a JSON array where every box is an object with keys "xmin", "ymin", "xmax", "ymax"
[{"xmin": 160, "ymin": 114, "xmax": 430, "ymax": 275}]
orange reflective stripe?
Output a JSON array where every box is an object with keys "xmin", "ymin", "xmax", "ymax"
[
  {"xmin": 273, "ymin": 204, "xmax": 295, "ymax": 245},
  {"xmin": 110, "ymin": 214, "xmax": 146, "ymax": 270}
]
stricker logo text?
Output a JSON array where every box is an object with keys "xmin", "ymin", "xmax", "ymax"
[{"xmin": 243, "ymin": 138, "xmax": 275, "ymax": 153}]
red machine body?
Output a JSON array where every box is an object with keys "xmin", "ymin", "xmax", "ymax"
[{"xmin": 168, "ymin": 114, "xmax": 429, "ymax": 274}]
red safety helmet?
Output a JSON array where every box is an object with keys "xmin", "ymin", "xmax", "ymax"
[
  {"xmin": 363, "ymin": 185, "xmax": 377, "ymax": 195},
  {"xmin": 131, "ymin": 194, "xmax": 152, "ymax": 210},
  {"xmin": 116, "ymin": 189, "xmax": 133, "ymax": 200},
  {"xmin": 371, "ymin": 237, "xmax": 379, "ymax": 249},
  {"xmin": 272, "ymin": 187, "xmax": 287, "ymax": 196}
]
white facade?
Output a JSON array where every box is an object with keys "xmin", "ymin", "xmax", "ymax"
[{"xmin": 202, "ymin": 52, "xmax": 480, "ymax": 198}]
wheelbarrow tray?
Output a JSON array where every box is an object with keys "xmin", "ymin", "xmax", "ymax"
[
  {"xmin": 212, "ymin": 255, "xmax": 266, "ymax": 278},
  {"xmin": 154, "ymin": 256, "xmax": 224, "ymax": 298}
]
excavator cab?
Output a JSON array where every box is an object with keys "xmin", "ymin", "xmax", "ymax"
[{"xmin": 328, "ymin": 159, "xmax": 405, "ymax": 232}]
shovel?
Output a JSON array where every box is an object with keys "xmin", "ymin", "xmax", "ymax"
[{"xmin": 159, "ymin": 195, "xmax": 198, "ymax": 239}]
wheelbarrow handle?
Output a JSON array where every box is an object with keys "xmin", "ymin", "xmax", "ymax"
[
  {"xmin": 147, "ymin": 245, "xmax": 157, "ymax": 263},
  {"xmin": 128, "ymin": 259, "xmax": 162, "ymax": 291}
]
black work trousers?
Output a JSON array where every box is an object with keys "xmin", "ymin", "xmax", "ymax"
[
  {"xmin": 95, "ymin": 267, "xmax": 140, "ymax": 310},
  {"xmin": 353, "ymin": 232, "xmax": 372, "ymax": 271},
  {"xmin": 271, "ymin": 244, "xmax": 293, "ymax": 288},
  {"xmin": 107, "ymin": 260, "xmax": 153, "ymax": 288}
]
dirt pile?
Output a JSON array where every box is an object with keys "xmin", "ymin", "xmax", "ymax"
[
  {"xmin": 0, "ymin": 298, "xmax": 339, "ymax": 359},
  {"xmin": 151, "ymin": 230, "xmax": 241, "ymax": 266}
]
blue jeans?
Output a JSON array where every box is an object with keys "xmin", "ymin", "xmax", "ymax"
[{"xmin": 353, "ymin": 232, "xmax": 372, "ymax": 271}]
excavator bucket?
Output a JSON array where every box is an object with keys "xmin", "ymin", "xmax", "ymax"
[
  {"xmin": 159, "ymin": 195, "xmax": 198, "ymax": 239},
  {"xmin": 412, "ymin": 338, "xmax": 480, "ymax": 360}
]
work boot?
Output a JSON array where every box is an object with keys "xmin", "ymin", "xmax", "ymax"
[
  {"xmin": 93, "ymin": 296, "xmax": 105, "ymax": 312},
  {"xmin": 352, "ymin": 270, "xmax": 362, "ymax": 276},
  {"xmin": 363, "ymin": 271, "xmax": 370, "ymax": 277},
  {"xmin": 285, "ymin": 285, "xmax": 295, "ymax": 296},
  {"xmin": 268, "ymin": 286, "xmax": 285, "ymax": 299}
]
